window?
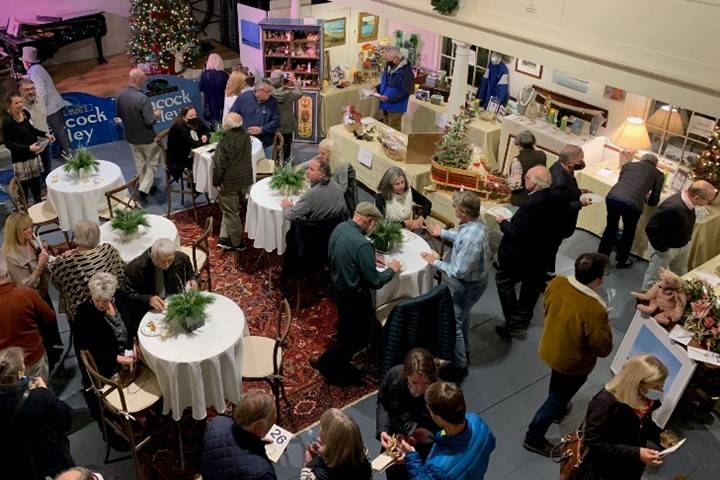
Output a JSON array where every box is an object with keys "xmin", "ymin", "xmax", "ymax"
[
  {"xmin": 439, "ymin": 37, "xmax": 490, "ymax": 89},
  {"xmin": 645, "ymin": 100, "xmax": 718, "ymax": 167}
]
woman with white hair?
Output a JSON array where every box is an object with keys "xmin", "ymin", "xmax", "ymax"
[{"xmin": 199, "ymin": 53, "xmax": 229, "ymax": 124}]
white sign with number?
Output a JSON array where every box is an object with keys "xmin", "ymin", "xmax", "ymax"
[
  {"xmin": 358, "ymin": 148, "xmax": 373, "ymax": 169},
  {"xmin": 263, "ymin": 424, "xmax": 293, "ymax": 462}
]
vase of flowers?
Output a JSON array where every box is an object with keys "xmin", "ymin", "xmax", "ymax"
[
  {"xmin": 342, "ymin": 104, "xmax": 363, "ymax": 133},
  {"xmin": 269, "ymin": 163, "xmax": 305, "ymax": 197},
  {"xmin": 370, "ymin": 219, "xmax": 403, "ymax": 253},
  {"xmin": 63, "ymin": 149, "xmax": 99, "ymax": 179},
  {"xmin": 165, "ymin": 289, "xmax": 215, "ymax": 334},
  {"xmin": 110, "ymin": 208, "xmax": 150, "ymax": 241},
  {"xmin": 682, "ymin": 278, "xmax": 720, "ymax": 353}
]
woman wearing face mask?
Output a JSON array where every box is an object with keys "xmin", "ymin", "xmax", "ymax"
[
  {"xmin": 166, "ymin": 106, "xmax": 209, "ymax": 182},
  {"xmin": 578, "ymin": 354, "xmax": 679, "ymax": 480},
  {"xmin": 376, "ymin": 348, "xmax": 440, "ymax": 480}
]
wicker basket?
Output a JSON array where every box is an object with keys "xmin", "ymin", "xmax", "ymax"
[
  {"xmin": 382, "ymin": 145, "xmax": 406, "ymax": 161},
  {"xmin": 431, "ymin": 158, "xmax": 511, "ymax": 201}
]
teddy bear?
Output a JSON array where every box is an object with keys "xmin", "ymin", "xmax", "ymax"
[{"xmin": 631, "ymin": 268, "xmax": 688, "ymax": 326}]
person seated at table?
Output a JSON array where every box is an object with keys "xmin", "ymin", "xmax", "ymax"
[
  {"xmin": 376, "ymin": 166, "xmax": 432, "ymax": 231},
  {"xmin": 377, "ymin": 348, "xmax": 440, "ymax": 480},
  {"xmin": 166, "ymin": 106, "xmax": 209, "ymax": 182},
  {"xmin": 280, "ymin": 158, "xmax": 347, "ymax": 221},
  {"xmin": 302, "ymin": 408, "xmax": 372, "ymax": 480},
  {"xmin": 201, "ymin": 390, "xmax": 278, "ymax": 480},
  {"xmin": 49, "ymin": 220, "xmax": 126, "ymax": 321},
  {"xmin": 125, "ymin": 238, "xmax": 196, "ymax": 319},
  {"xmin": 229, "ymin": 78, "xmax": 280, "ymax": 159}
]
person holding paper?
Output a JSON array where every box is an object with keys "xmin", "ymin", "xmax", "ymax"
[
  {"xmin": 579, "ymin": 354, "xmax": 681, "ymax": 480},
  {"xmin": 375, "ymin": 48, "xmax": 414, "ymax": 130}
]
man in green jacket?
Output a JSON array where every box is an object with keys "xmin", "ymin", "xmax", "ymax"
[{"xmin": 310, "ymin": 202, "xmax": 401, "ymax": 385}]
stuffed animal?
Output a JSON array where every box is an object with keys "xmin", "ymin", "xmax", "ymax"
[{"xmin": 631, "ymin": 268, "xmax": 688, "ymax": 326}]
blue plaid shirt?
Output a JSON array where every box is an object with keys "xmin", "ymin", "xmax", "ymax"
[{"xmin": 433, "ymin": 219, "xmax": 490, "ymax": 283}]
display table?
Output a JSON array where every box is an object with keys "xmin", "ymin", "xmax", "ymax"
[
  {"xmin": 375, "ymin": 230, "xmax": 434, "ymax": 307},
  {"xmin": 320, "ymin": 83, "xmax": 380, "ymax": 137},
  {"xmin": 138, "ymin": 293, "xmax": 246, "ymax": 420},
  {"xmin": 497, "ymin": 114, "xmax": 606, "ymax": 175},
  {"xmin": 46, "ymin": 160, "xmax": 125, "ymax": 231},
  {"xmin": 192, "ymin": 136, "xmax": 264, "ymax": 201},
  {"xmin": 577, "ymin": 158, "xmax": 720, "ymax": 268},
  {"xmin": 99, "ymin": 214, "xmax": 180, "ymax": 262},
  {"xmin": 403, "ymin": 97, "xmax": 502, "ymax": 169},
  {"xmin": 245, "ymin": 177, "xmax": 302, "ymax": 255},
  {"xmin": 327, "ymin": 120, "xmax": 431, "ymax": 193}
]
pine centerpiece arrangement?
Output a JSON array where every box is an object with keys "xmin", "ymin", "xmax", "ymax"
[
  {"xmin": 110, "ymin": 208, "xmax": 150, "ymax": 240},
  {"xmin": 209, "ymin": 122, "xmax": 225, "ymax": 144},
  {"xmin": 370, "ymin": 219, "xmax": 403, "ymax": 253},
  {"xmin": 269, "ymin": 163, "xmax": 305, "ymax": 197},
  {"xmin": 434, "ymin": 111, "xmax": 473, "ymax": 169},
  {"xmin": 165, "ymin": 289, "xmax": 215, "ymax": 334},
  {"xmin": 63, "ymin": 149, "xmax": 99, "ymax": 179}
]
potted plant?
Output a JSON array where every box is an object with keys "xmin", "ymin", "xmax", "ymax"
[
  {"xmin": 110, "ymin": 208, "xmax": 150, "ymax": 241},
  {"xmin": 269, "ymin": 162, "xmax": 305, "ymax": 197},
  {"xmin": 370, "ymin": 219, "xmax": 403, "ymax": 253},
  {"xmin": 165, "ymin": 289, "xmax": 215, "ymax": 334},
  {"xmin": 209, "ymin": 122, "xmax": 225, "ymax": 144},
  {"xmin": 62, "ymin": 149, "xmax": 99, "ymax": 180}
]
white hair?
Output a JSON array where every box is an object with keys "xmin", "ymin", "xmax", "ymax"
[
  {"xmin": 150, "ymin": 238, "xmax": 176, "ymax": 259},
  {"xmin": 255, "ymin": 79, "xmax": 274, "ymax": 91},
  {"xmin": 205, "ymin": 53, "xmax": 225, "ymax": 71},
  {"xmin": 88, "ymin": 272, "xmax": 118, "ymax": 301},
  {"xmin": 0, "ymin": 253, "xmax": 8, "ymax": 280},
  {"xmin": 223, "ymin": 112, "xmax": 243, "ymax": 130},
  {"xmin": 73, "ymin": 220, "xmax": 100, "ymax": 248}
]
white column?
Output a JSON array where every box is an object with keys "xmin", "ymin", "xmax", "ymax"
[
  {"xmin": 290, "ymin": 0, "xmax": 301, "ymax": 18},
  {"xmin": 446, "ymin": 40, "xmax": 471, "ymax": 118}
]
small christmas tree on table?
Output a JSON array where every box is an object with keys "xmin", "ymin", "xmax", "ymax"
[
  {"xmin": 434, "ymin": 110, "xmax": 473, "ymax": 169},
  {"xmin": 693, "ymin": 124, "xmax": 720, "ymax": 190}
]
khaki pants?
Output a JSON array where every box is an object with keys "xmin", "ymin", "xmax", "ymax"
[
  {"xmin": 382, "ymin": 110, "xmax": 404, "ymax": 131},
  {"xmin": 642, "ymin": 244, "xmax": 691, "ymax": 289},
  {"xmin": 219, "ymin": 189, "xmax": 244, "ymax": 247},
  {"xmin": 129, "ymin": 142, "xmax": 161, "ymax": 194}
]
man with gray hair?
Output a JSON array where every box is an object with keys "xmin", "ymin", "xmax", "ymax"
[
  {"xmin": 495, "ymin": 166, "xmax": 569, "ymax": 338},
  {"xmin": 116, "ymin": 68, "xmax": 162, "ymax": 201},
  {"xmin": 18, "ymin": 77, "xmax": 54, "ymax": 187},
  {"xmin": 374, "ymin": 47, "xmax": 414, "ymax": 130},
  {"xmin": 270, "ymin": 69, "xmax": 303, "ymax": 161},
  {"xmin": 229, "ymin": 78, "xmax": 280, "ymax": 158},
  {"xmin": 422, "ymin": 191, "xmax": 490, "ymax": 376}
]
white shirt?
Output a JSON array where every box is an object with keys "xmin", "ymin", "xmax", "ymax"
[{"xmin": 26, "ymin": 64, "xmax": 68, "ymax": 115}]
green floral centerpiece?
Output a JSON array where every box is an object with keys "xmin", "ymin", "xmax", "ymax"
[
  {"xmin": 370, "ymin": 219, "xmax": 403, "ymax": 253},
  {"xmin": 165, "ymin": 289, "xmax": 215, "ymax": 333},
  {"xmin": 110, "ymin": 208, "xmax": 149, "ymax": 240},
  {"xmin": 209, "ymin": 122, "xmax": 224, "ymax": 144},
  {"xmin": 269, "ymin": 162, "xmax": 305, "ymax": 197},
  {"xmin": 62, "ymin": 149, "xmax": 99, "ymax": 179}
]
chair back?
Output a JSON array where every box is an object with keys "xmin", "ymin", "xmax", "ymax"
[
  {"xmin": 344, "ymin": 164, "xmax": 358, "ymax": 214},
  {"xmin": 155, "ymin": 128, "xmax": 170, "ymax": 154},
  {"xmin": 8, "ymin": 177, "xmax": 29, "ymax": 211},
  {"xmin": 273, "ymin": 299, "xmax": 292, "ymax": 374},
  {"xmin": 79, "ymin": 349, "xmax": 130, "ymax": 415},
  {"xmin": 192, "ymin": 216, "xmax": 212, "ymax": 267},
  {"xmin": 282, "ymin": 214, "xmax": 345, "ymax": 279},
  {"xmin": 105, "ymin": 175, "xmax": 140, "ymax": 218},
  {"xmin": 272, "ymin": 131, "xmax": 284, "ymax": 162}
]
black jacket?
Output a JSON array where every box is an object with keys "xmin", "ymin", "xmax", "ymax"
[
  {"xmin": 2, "ymin": 110, "xmax": 48, "ymax": 163},
  {"xmin": 167, "ymin": 119, "xmax": 209, "ymax": 180},
  {"xmin": 125, "ymin": 248, "xmax": 194, "ymax": 314},
  {"xmin": 376, "ymin": 365, "xmax": 439, "ymax": 439},
  {"xmin": 550, "ymin": 161, "xmax": 582, "ymax": 237},
  {"xmin": 607, "ymin": 159, "xmax": 664, "ymax": 212},
  {"xmin": 304, "ymin": 455, "xmax": 372, "ymax": 480},
  {"xmin": 0, "ymin": 379, "xmax": 75, "ymax": 479},
  {"xmin": 579, "ymin": 389, "xmax": 662, "ymax": 480},
  {"xmin": 645, "ymin": 192, "xmax": 696, "ymax": 252},
  {"xmin": 510, "ymin": 148, "xmax": 547, "ymax": 207}
]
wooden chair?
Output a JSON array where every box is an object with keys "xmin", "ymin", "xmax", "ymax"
[
  {"xmin": 79, "ymin": 350, "xmax": 164, "ymax": 480},
  {"xmin": 271, "ymin": 131, "xmax": 285, "ymax": 163},
  {"xmin": 8, "ymin": 177, "xmax": 69, "ymax": 243},
  {"xmin": 177, "ymin": 217, "xmax": 213, "ymax": 291},
  {"xmin": 241, "ymin": 299, "xmax": 292, "ymax": 420},
  {"xmin": 98, "ymin": 175, "xmax": 140, "ymax": 220}
]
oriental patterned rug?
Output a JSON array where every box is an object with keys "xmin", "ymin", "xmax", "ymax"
[{"xmin": 138, "ymin": 204, "xmax": 379, "ymax": 479}]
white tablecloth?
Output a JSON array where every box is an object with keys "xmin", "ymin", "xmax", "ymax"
[
  {"xmin": 46, "ymin": 160, "xmax": 125, "ymax": 231},
  {"xmin": 375, "ymin": 230, "xmax": 434, "ymax": 307},
  {"xmin": 244, "ymin": 177, "xmax": 302, "ymax": 255},
  {"xmin": 192, "ymin": 136, "xmax": 264, "ymax": 201},
  {"xmin": 138, "ymin": 293, "xmax": 246, "ymax": 420},
  {"xmin": 99, "ymin": 214, "xmax": 180, "ymax": 262}
]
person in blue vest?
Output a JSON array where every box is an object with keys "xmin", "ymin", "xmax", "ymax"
[
  {"xmin": 476, "ymin": 52, "xmax": 509, "ymax": 109},
  {"xmin": 229, "ymin": 79, "xmax": 280, "ymax": 158},
  {"xmin": 397, "ymin": 381, "xmax": 495, "ymax": 480},
  {"xmin": 376, "ymin": 47, "xmax": 415, "ymax": 130}
]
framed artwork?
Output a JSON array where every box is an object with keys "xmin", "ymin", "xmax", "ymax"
[
  {"xmin": 240, "ymin": 19, "xmax": 261, "ymax": 49},
  {"xmin": 323, "ymin": 18, "xmax": 346, "ymax": 48},
  {"xmin": 611, "ymin": 312, "xmax": 697, "ymax": 428},
  {"xmin": 357, "ymin": 12, "xmax": 379, "ymax": 42},
  {"xmin": 515, "ymin": 58, "xmax": 543, "ymax": 79},
  {"xmin": 294, "ymin": 92, "xmax": 319, "ymax": 143},
  {"xmin": 604, "ymin": 85, "xmax": 627, "ymax": 102}
]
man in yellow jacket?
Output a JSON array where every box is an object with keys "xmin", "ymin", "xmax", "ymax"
[{"xmin": 523, "ymin": 252, "xmax": 613, "ymax": 457}]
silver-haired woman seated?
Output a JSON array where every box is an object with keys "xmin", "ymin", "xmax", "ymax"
[{"xmin": 375, "ymin": 166, "xmax": 432, "ymax": 231}]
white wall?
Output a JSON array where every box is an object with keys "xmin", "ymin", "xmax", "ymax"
[{"xmin": 237, "ymin": 5, "xmax": 268, "ymax": 79}]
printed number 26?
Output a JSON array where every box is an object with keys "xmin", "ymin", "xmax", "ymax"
[{"xmin": 270, "ymin": 428, "xmax": 287, "ymax": 444}]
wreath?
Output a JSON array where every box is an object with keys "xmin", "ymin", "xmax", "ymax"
[{"xmin": 431, "ymin": 0, "xmax": 459, "ymax": 15}]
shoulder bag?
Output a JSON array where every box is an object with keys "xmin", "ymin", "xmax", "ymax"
[{"xmin": 551, "ymin": 422, "xmax": 588, "ymax": 480}]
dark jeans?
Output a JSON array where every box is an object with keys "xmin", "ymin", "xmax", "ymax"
[
  {"xmin": 598, "ymin": 197, "xmax": 641, "ymax": 264},
  {"xmin": 282, "ymin": 132, "xmax": 293, "ymax": 162},
  {"xmin": 317, "ymin": 289, "xmax": 373, "ymax": 381},
  {"xmin": 496, "ymin": 267, "xmax": 546, "ymax": 331},
  {"xmin": 40, "ymin": 147, "xmax": 52, "ymax": 186},
  {"xmin": 47, "ymin": 109, "xmax": 71, "ymax": 157},
  {"xmin": 20, "ymin": 177, "xmax": 43, "ymax": 204},
  {"xmin": 526, "ymin": 370, "xmax": 587, "ymax": 443}
]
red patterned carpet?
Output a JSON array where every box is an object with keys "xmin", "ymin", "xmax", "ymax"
[{"xmin": 138, "ymin": 205, "xmax": 379, "ymax": 479}]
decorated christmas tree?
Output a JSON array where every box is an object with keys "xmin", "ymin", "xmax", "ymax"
[
  {"xmin": 434, "ymin": 110, "xmax": 473, "ymax": 169},
  {"xmin": 693, "ymin": 124, "xmax": 720, "ymax": 189},
  {"xmin": 127, "ymin": 0, "xmax": 199, "ymax": 72}
]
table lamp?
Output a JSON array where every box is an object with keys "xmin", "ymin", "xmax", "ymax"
[
  {"xmin": 647, "ymin": 105, "xmax": 684, "ymax": 135},
  {"xmin": 610, "ymin": 117, "xmax": 651, "ymax": 167}
]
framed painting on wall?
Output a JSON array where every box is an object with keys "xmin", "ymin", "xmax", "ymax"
[
  {"xmin": 323, "ymin": 18, "xmax": 346, "ymax": 48},
  {"xmin": 357, "ymin": 12, "xmax": 379, "ymax": 42},
  {"xmin": 515, "ymin": 59, "xmax": 543, "ymax": 79}
]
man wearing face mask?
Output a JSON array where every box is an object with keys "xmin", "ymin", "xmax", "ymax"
[
  {"xmin": 476, "ymin": 52, "xmax": 509, "ymax": 108},
  {"xmin": 375, "ymin": 48, "xmax": 415, "ymax": 130},
  {"xmin": 310, "ymin": 202, "xmax": 401, "ymax": 385}
]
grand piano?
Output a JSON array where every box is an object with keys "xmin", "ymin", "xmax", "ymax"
[{"xmin": 0, "ymin": 9, "xmax": 107, "ymax": 78}]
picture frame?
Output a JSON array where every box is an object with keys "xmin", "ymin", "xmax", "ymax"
[
  {"xmin": 515, "ymin": 58, "xmax": 543, "ymax": 79},
  {"xmin": 323, "ymin": 17, "xmax": 346, "ymax": 49},
  {"xmin": 486, "ymin": 96, "xmax": 501, "ymax": 114},
  {"xmin": 240, "ymin": 19, "xmax": 261, "ymax": 49},
  {"xmin": 357, "ymin": 12, "xmax": 379, "ymax": 42},
  {"xmin": 671, "ymin": 169, "xmax": 689, "ymax": 192},
  {"xmin": 611, "ymin": 312, "xmax": 697, "ymax": 428}
]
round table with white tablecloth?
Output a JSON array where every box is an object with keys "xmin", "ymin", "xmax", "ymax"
[
  {"xmin": 244, "ymin": 177, "xmax": 302, "ymax": 255},
  {"xmin": 138, "ymin": 293, "xmax": 247, "ymax": 420},
  {"xmin": 192, "ymin": 136, "xmax": 264, "ymax": 201},
  {"xmin": 46, "ymin": 160, "xmax": 125, "ymax": 231},
  {"xmin": 99, "ymin": 214, "xmax": 180, "ymax": 262},
  {"xmin": 375, "ymin": 229, "xmax": 434, "ymax": 307}
]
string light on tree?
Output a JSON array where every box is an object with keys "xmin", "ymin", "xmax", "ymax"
[{"xmin": 692, "ymin": 123, "xmax": 720, "ymax": 190}]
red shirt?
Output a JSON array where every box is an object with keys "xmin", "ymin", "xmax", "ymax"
[{"xmin": 0, "ymin": 282, "xmax": 55, "ymax": 365}]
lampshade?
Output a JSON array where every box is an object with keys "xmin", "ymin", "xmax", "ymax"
[
  {"xmin": 647, "ymin": 105, "xmax": 684, "ymax": 135},
  {"xmin": 610, "ymin": 117, "xmax": 651, "ymax": 150}
]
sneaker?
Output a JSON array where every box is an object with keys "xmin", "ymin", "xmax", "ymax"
[
  {"xmin": 495, "ymin": 325, "xmax": 526, "ymax": 339},
  {"xmin": 523, "ymin": 438, "xmax": 558, "ymax": 458},
  {"xmin": 616, "ymin": 259, "xmax": 633, "ymax": 269},
  {"xmin": 217, "ymin": 238, "xmax": 233, "ymax": 250}
]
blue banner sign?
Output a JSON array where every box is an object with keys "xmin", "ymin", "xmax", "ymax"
[
  {"xmin": 60, "ymin": 92, "xmax": 122, "ymax": 149},
  {"xmin": 144, "ymin": 75, "xmax": 202, "ymax": 132}
]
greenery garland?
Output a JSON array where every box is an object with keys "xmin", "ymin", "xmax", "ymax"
[{"xmin": 431, "ymin": 0, "xmax": 459, "ymax": 15}]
